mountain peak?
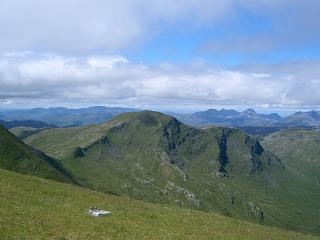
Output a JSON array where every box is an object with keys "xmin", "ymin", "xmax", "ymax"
[
  {"xmin": 219, "ymin": 108, "xmax": 239, "ymax": 116},
  {"xmin": 110, "ymin": 110, "xmax": 180, "ymax": 129},
  {"xmin": 243, "ymin": 108, "xmax": 257, "ymax": 114},
  {"xmin": 308, "ymin": 110, "xmax": 320, "ymax": 120}
]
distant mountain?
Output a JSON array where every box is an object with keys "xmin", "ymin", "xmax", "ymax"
[
  {"xmin": 0, "ymin": 125, "xmax": 76, "ymax": 183},
  {"xmin": 0, "ymin": 119, "xmax": 56, "ymax": 129},
  {"xmin": 175, "ymin": 108, "xmax": 282, "ymax": 127},
  {"xmin": 241, "ymin": 108, "xmax": 282, "ymax": 121},
  {"xmin": 282, "ymin": 110, "xmax": 320, "ymax": 126},
  {"xmin": 0, "ymin": 106, "xmax": 139, "ymax": 127},
  {"xmin": 9, "ymin": 127, "xmax": 47, "ymax": 140},
  {"xmin": 2, "ymin": 106, "xmax": 320, "ymax": 132},
  {"xmin": 175, "ymin": 108, "xmax": 320, "ymax": 132},
  {"xmin": 23, "ymin": 111, "xmax": 320, "ymax": 234}
]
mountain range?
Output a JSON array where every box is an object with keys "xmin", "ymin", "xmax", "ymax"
[
  {"xmin": 0, "ymin": 119, "xmax": 56, "ymax": 129},
  {"xmin": 0, "ymin": 106, "xmax": 138, "ymax": 127},
  {"xmin": 174, "ymin": 108, "xmax": 320, "ymax": 128},
  {"xmin": 2, "ymin": 107, "xmax": 320, "ymax": 131},
  {"xmin": 1, "ymin": 109, "xmax": 320, "ymax": 237},
  {"xmin": 18, "ymin": 111, "xmax": 320, "ymax": 234}
]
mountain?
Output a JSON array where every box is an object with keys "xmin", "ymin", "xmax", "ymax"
[
  {"xmin": 2, "ymin": 106, "xmax": 320, "ymax": 130},
  {"xmin": 175, "ymin": 109, "xmax": 320, "ymax": 135},
  {"xmin": 262, "ymin": 128, "xmax": 320, "ymax": 185},
  {"xmin": 237, "ymin": 125, "xmax": 317, "ymax": 137},
  {"xmin": 0, "ymin": 119, "xmax": 56, "ymax": 129},
  {"xmin": 282, "ymin": 110, "xmax": 320, "ymax": 126},
  {"xmin": 9, "ymin": 126, "xmax": 48, "ymax": 140},
  {"xmin": 23, "ymin": 111, "xmax": 320, "ymax": 234},
  {"xmin": 0, "ymin": 106, "xmax": 139, "ymax": 127},
  {"xmin": 2, "ymin": 169, "xmax": 317, "ymax": 240},
  {"xmin": 195, "ymin": 108, "xmax": 240, "ymax": 119},
  {"xmin": 237, "ymin": 125, "xmax": 289, "ymax": 136},
  {"xmin": 241, "ymin": 108, "xmax": 282, "ymax": 121},
  {"xmin": 0, "ymin": 124, "xmax": 75, "ymax": 183},
  {"xmin": 175, "ymin": 108, "xmax": 282, "ymax": 127}
]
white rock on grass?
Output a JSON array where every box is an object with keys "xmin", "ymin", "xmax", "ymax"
[{"xmin": 88, "ymin": 207, "xmax": 112, "ymax": 217}]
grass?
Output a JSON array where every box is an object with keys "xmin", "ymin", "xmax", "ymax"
[
  {"xmin": 0, "ymin": 168, "xmax": 318, "ymax": 240},
  {"xmin": 262, "ymin": 128, "xmax": 320, "ymax": 184},
  {"xmin": 0, "ymin": 125, "xmax": 74, "ymax": 183},
  {"xmin": 22, "ymin": 111, "xmax": 320, "ymax": 235},
  {"xmin": 9, "ymin": 126, "xmax": 46, "ymax": 140}
]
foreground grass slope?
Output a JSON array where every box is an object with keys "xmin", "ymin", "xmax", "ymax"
[
  {"xmin": 0, "ymin": 169, "xmax": 318, "ymax": 240},
  {"xmin": 0, "ymin": 125, "xmax": 75, "ymax": 183},
  {"xmin": 23, "ymin": 111, "xmax": 320, "ymax": 234}
]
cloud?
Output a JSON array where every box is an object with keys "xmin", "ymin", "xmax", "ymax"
[
  {"xmin": 201, "ymin": 0, "xmax": 320, "ymax": 54},
  {"xmin": 0, "ymin": 52, "xmax": 319, "ymax": 108},
  {"xmin": 0, "ymin": 0, "xmax": 235, "ymax": 54},
  {"xmin": 1, "ymin": 0, "xmax": 319, "ymax": 55}
]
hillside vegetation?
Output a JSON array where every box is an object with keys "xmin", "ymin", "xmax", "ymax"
[
  {"xmin": 10, "ymin": 126, "xmax": 47, "ymax": 140},
  {"xmin": 0, "ymin": 125, "xmax": 75, "ymax": 183},
  {"xmin": 262, "ymin": 129, "xmax": 320, "ymax": 185},
  {"xmin": 0, "ymin": 169, "xmax": 318, "ymax": 240},
  {"xmin": 23, "ymin": 111, "xmax": 320, "ymax": 234}
]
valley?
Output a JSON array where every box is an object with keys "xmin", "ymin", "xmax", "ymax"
[
  {"xmin": 1, "ymin": 109, "xmax": 320, "ymax": 238},
  {"xmin": 1, "ymin": 2, "xmax": 319, "ymax": 239},
  {"xmin": 19, "ymin": 111, "xmax": 320, "ymax": 235}
]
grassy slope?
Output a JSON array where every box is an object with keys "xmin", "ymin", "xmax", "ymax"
[
  {"xmin": 24, "ymin": 123, "xmax": 111, "ymax": 159},
  {"xmin": 262, "ymin": 129, "xmax": 320, "ymax": 185},
  {"xmin": 261, "ymin": 129, "xmax": 320, "ymax": 232},
  {"xmin": 24, "ymin": 111, "xmax": 320, "ymax": 234},
  {"xmin": 0, "ymin": 169, "xmax": 318, "ymax": 240},
  {"xmin": 9, "ymin": 126, "xmax": 46, "ymax": 140},
  {"xmin": 0, "ymin": 125, "xmax": 75, "ymax": 183}
]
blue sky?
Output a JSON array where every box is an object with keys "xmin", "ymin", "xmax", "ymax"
[
  {"xmin": 125, "ymin": 1, "xmax": 320, "ymax": 66},
  {"xmin": 125, "ymin": 7, "xmax": 270, "ymax": 65},
  {"xmin": 0, "ymin": 0, "xmax": 319, "ymax": 112}
]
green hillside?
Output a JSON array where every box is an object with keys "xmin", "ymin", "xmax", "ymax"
[
  {"xmin": 24, "ymin": 111, "xmax": 320, "ymax": 234},
  {"xmin": 262, "ymin": 128, "xmax": 320, "ymax": 185},
  {"xmin": 0, "ymin": 125, "xmax": 75, "ymax": 184},
  {"xmin": 9, "ymin": 126, "xmax": 47, "ymax": 140},
  {"xmin": 0, "ymin": 169, "xmax": 318, "ymax": 240}
]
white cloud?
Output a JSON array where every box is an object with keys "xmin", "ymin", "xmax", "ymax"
[
  {"xmin": 0, "ymin": 52, "xmax": 319, "ymax": 108},
  {"xmin": 0, "ymin": 0, "xmax": 235, "ymax": 54},
  {"xmin": 1, "ymin": 0, "xmax": 318, "ymax": 54},
  {"xmin": 88, "ymin": 56, "xmax": 129, "ymax": 68},
  {"xmin": 252, "ymin": 73, "xmax": 272, "ymax": 78}
]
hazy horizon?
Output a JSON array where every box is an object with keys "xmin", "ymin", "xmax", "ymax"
[{"xmin": 0, "ymin": 104, "xmax": 319, "ymax": 117}]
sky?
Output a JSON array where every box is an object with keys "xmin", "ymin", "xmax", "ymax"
[{"xmin": 0, "ymin": 0, "xmax": 320, "ymax": 113}]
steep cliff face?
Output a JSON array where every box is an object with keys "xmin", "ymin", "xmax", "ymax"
[{"xmin": 216, "ymin": 129, "xmax": 230, "ymax": 174}]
